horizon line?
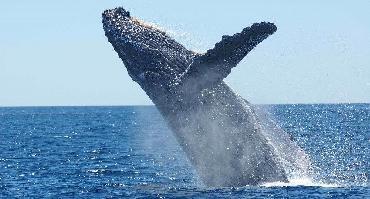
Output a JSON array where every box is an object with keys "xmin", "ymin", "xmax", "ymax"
[{"xmin": 0, "ymin": 102, "xmax": 368, "ymax": 108}]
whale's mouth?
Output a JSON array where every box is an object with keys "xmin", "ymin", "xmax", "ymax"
[
  {"xmin": 102, "ymin": 7, "xmax": 133, "ymax": 41},
  {"xmin": 102, "ymin": 7, "xmax": 166, "ymax": 38},
  {"xmin": 102, "ymin": 7, "xmax": 170, "ymax": 86},
  {"xmin": 102, "ymin": 7, "xmax": 131, "ymax": 21}
]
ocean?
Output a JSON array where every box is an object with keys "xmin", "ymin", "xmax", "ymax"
[{"xmin": 0, "ymin": 104, "xmax": 369, "ymax": 198}]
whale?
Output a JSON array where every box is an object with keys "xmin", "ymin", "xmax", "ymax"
[{"xmin": 102, "ymin": 7, "xmax": 309, "ymax": 186}]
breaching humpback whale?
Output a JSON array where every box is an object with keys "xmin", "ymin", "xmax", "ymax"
[{"xmin": 102, "ymin": 8, "xmax": 302, "ymax": 186}]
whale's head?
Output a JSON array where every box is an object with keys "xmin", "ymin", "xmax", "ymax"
[{"xmin": 102, "ymin": 8, "xmax": 195, "ymax": 97}]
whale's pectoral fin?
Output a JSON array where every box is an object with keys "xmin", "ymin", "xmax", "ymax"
[{"xmin": 180, "ymin": 22, "xmax": 276, "ymax": 92}]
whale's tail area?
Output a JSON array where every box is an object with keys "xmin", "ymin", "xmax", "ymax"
[{"xmin": 179, "ymin": 22, "xmax": 277, "ymax": 92}]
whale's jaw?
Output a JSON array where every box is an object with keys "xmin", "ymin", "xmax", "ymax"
[{"xmin": 102, "ymin": 7, "xmax": 196, "ymax": 101}]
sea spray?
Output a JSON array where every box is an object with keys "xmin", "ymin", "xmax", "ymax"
[{"xmin": 254, "ymin": 105, "xmax": 313, "ymax": 181}]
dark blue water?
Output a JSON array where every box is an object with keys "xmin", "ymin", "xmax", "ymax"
[{"xmin": 0, "ymin": 104, "xmax": 369, "ymax": 198}]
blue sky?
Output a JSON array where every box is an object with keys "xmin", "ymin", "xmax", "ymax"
[{"xmin": 0, "ymin": 1, "xmax": 369, "ymax": 106}]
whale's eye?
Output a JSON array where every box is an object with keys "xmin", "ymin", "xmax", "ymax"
[{"xmin": 138, "ymin": 72, "xmax": 146, "ymax": 81}]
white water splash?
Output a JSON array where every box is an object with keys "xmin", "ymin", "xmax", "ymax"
[
  {"xmin": 253, "ymin": 105, "xmax": 313, "ymax": 182},
  {"xmin": 261, "ymin": 177, "xmax": 339, "ymax": 188}
]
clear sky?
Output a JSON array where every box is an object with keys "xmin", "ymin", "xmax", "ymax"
[{"xmin": 1, "ymin": 1, "xmax": 369, "ymax": 106}]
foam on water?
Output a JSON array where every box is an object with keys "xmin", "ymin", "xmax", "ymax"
[{"xmin": 261, "ymin": 177, "xmax": 339, "ymax": 188}]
